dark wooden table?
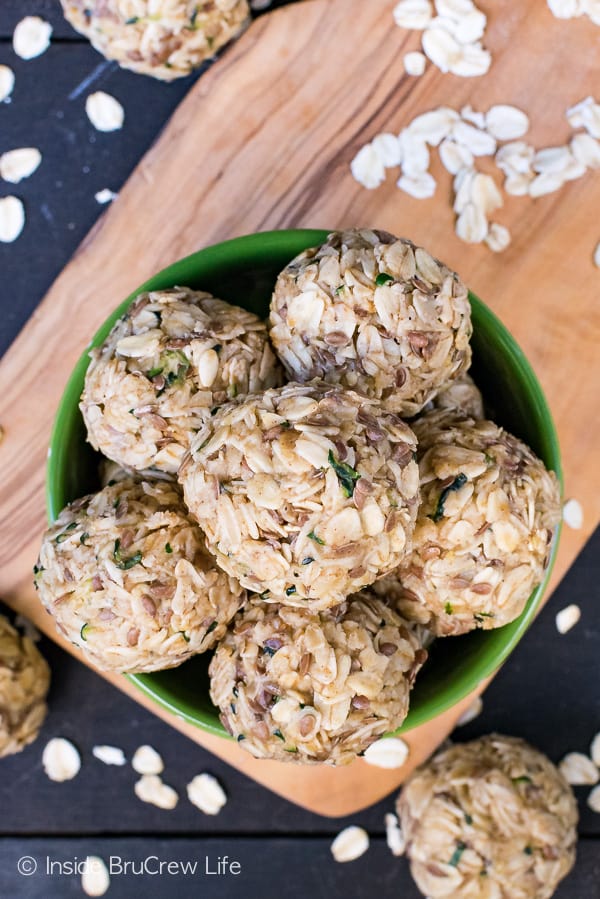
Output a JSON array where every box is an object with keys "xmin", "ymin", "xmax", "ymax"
[{"xmin": 0, "ymin": 3, "xmax": 598, "ymax": 897}]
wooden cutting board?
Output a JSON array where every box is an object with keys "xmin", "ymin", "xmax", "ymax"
[{"xmin": 1, "ymin": 0, "xmax": 598, "ymax": 817}]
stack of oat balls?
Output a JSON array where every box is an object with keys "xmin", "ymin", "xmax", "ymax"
[{"xmin": 35, "ymin": 229, "xmax": 561, "ymax": 766}]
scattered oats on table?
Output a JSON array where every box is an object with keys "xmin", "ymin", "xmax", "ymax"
[
  {"xmin": 36, "ymin": 478, "xmax": 246, "ymax": 673},
  {"xmin": 269, "ymin": 229, "xmax": 472, "ymax": 416},
  {"xmin": 209, "ymin": 595, "xmax": 427, "ymax": 764},
  {"xmin": 373, "ymin": 411, "xmax": 561, "ymax": 636},
  {"xmin": 13, "ymin": 16, "xmax": 52, "ymax": 60},
  {"xmin": 134, "ymin": 774, "xmax": 179, "ymax": 809},
  {"xmin": 0, "ymin": 66, "xmax": 15, "ymax": 102},
  {"xmin": 81, "ymin": 286, "xmax": 282, "ymax": 473},
  {"xmin": 0, "ymin": 196, "xmax": 25, "ymax": 244},
  {"xmin": 85, "ymin": 91, "xmax": 125, "ymax": 132},
  {"xmin": 81, "ymin": 856, "xmax": 110, "ymax": 898},
  {"xmin": 179, "ymin": 381, "xmax": 420, "ymax": 606},
  {"xmin": 0, "ymin": 148, "xmax": 41, "ymax": 184},
  {"xmin": 61, "ymin": 0, "xmax": 250, "ymax": 80},
  {"xmin": 397, "ymin": 735, "xmax": 578, "ymax": 899},
  {"xmin": 330, "ymin": 826, "xmax": 370, "ymax": 863},
  {"xmin": 42, "ymin": 737, "xmax": 82, "ymax": 782},
  {"xmin": 0, "ymin": 615, "xmax": 50, "ymax": 757}
]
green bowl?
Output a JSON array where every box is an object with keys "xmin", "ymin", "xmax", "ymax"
[{"xmin": 47, "ymin": 229, "xmax": 562, "ymax": 739}]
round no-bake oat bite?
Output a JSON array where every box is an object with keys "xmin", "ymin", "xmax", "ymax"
[
  {"xmin": 372, "ymin": 414, "xmax": 561, "ymax": 635},
  {"xmin": 269, "ymin": 229, "xmax": 472, "ymax": 416},
  {"xmin": 61, "ymin": 0, "xmax": 250, "ymax": 81},
  {"xmin": 35, "ymin": 479, "xmax": 246, "ymax": 673},
  {"xmin": 80, "ymin": 287, "xmax": 282, "ymax": 474},
  {"xmin": 179, "ymin": 381, "xmax": 420, "ymax": 608},
  {"xmin": 397, "ymin": 735, "xmax": 578, "ymax": 899},
  {"xmin": 0, "ymin": 615, "xmax": 50, "ymax": 757},
  {"xmin": 209, "ymin": 594, "xmax": 427, "ymax": 764}
]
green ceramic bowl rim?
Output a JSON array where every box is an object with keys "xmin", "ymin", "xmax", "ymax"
[{"xmin": 46, "ymin": 228, "xmax": 562, "ymax": 740}]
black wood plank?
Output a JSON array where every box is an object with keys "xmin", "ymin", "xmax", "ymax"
[
  {"xmin": 0, "ymin": 836, "xmax": 598, "ymax": 899},
  {"xmin": 1, "ymin": 529, "xmax": 598, "ymax": 838}
]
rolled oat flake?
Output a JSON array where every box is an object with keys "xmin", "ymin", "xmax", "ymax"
[{"xmin": 81, "ymin": 856, "xmax": 110, "ymax": 897}]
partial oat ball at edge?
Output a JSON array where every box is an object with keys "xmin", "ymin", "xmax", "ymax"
[
  {"xmin": 0, "ymin": 615, "xmax": 50, "ymax": 757},
  {"xmin": 397, "ymin": 735, "xmax": 578, "ymax": 899},
  {"xmin": 35, "ymin": 478, "xmax": 246, "ymax": 673},
  {"xmin": 209, "ymin": 593, "xmax": 427, "ymax": 765},
  {"xmin": 80, "ymin": 287, "xmax": 283, "ymax": 474},
  {"xmin": 372, "ymin": 412, "xmax": 561, "ymax": 636},
  {"xmin": 268, "ymin": 228, "xmax": 472, "ymax": 416},
  {"xmin": 61, "ymin": 0, "xmax": 250, "ymax": 81},
  {"xmin": 178, "ymin": 380, "xmax": 420, "ymax": 608}
]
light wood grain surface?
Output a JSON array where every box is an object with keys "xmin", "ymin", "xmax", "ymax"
[{"xmin": 0, "ymin": 0, "xmax": 598, "ymax": 816}]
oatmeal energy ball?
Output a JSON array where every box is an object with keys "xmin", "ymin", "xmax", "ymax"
[
  {"xmin": 0, "ymin": 615, "xmax": 50, "ymax": 757},
  {"xmin": 61, "ymin": 0, "xmax": 250, "ymax": 81},
  {"xmin": 424, "ymin": 372, "xmax": 484, "ymax": 420},
  {"xmin": 179, "ymin": 382, "xmax": 420, "ymax": 608},
  {"xmin": 210, "ymin": 594, "xmax": 427, "ymax": 764},
  {"xmin": 397, "ymin": 735, "xmax": 578, "ymax": 899},
  {"xmin": 374, "ymin": 413, "xmax": 561, "ymax": 635},
  {"xmin": 269, "ymin": 229, "xmax": 472, "ymax": 416},
  {"xmin": 81, "ymin": 287, "xmax": 282, "ymax": 473},
  {"xmin": 36, "ymin": 479, "xmax": 246, "ymax": 673}
]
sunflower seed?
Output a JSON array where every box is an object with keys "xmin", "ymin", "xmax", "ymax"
[
  {"xmin": 393, "ymin": 0, "xmax": 434, "ymax": 29},
  {"xmin": 404, "ymin": 51, "xmax": 427, "ymax": 75},
  {"xmin": 81, "ymin": 856, "xmax": 110, "ymax": 897},
  {"xmin": 0, "ymin": 196, "xmax": 25, "ymax": 243},
  {"xmin": 13, "ymin": 16, "xmax": 52, "ymax": 59},
  {"xmin": 131, "ymin": 744, "xmax": 164, "ymax": 775},
  {"xmin": 455, "ymin": 695, "xmax": 483, "ymax": 726},
  {"xmin": 331, "ymin": 826, "xmax": 370, "ymax": 863},
  {"xmin": 485, "ymin": 105, "xmax": 530, "ymax": 141},
  {"xmin": 134, "ymin": 774, "xmax": 179, "ymax": 809},
  {"xmin": 187, "ymin": 773, "xmax": 227, "ymax": 815},
  {"xmin": 92, "ymin": 745, "xmax": 126, "ymax": 766},
  {"xmin": 86, "ymin": 91, "xmax": 125, "ymax": 132},
  {"xmin": 398, "ymin": 171, "xmax": 437, "ymax": 198},
  {"xmin": 350, "ymin": 143, "xmax": 386, "ymax": 189},
  {"xmin": 363, "ymin": 737, "xmax": 409, "ymax": 768},
  {"xmin": 0, "ymin": 147, "xmax": 42, "ymax": 183},
  {"xmin": 0, "ymin": 65, "xmax": 15, "ymax": 102},
  {"xmin": 555, "ymin": 604, "xmax": 581, "ymax": 634},
  {"xmin": 559, "ymin": 752, "xmax": 599, "ymax": 785},
  {"xmin": 42, "ymin": 737, "xmax": 81, "ymax": 782},
  {"xmin": 562, "ymin": 498, "xmax": 583, "ymax": 529}
]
